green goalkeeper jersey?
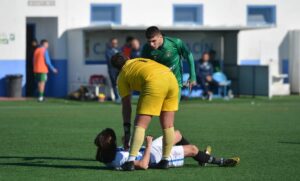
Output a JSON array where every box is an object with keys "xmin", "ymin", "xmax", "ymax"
[{"xmin": 141, "ymin": 36, "xmax": 196, "ymax": 87}]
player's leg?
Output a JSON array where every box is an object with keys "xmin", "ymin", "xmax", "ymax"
[
  {"xmin": 128, "ymin": 114, "xmax": 152, "ymax": 161},
  {"xmin": 121, "ymin": 114, "xmax": 152, "ymax": 171},
  {"xmin": 36, "ymin": 73, "xmax": 47, "ymax": 102},
  {"xmin": 122, "ymin": 84, "xmax": 164, "ymax": 171},
  {"xmin": 159, "ymin": 111, "xmax": 175, "ymax": 162},
  {"xmin": 174, "ymin": 130, "xmax": 210, "ymax": 164},
  {"xmin": 183, "ymin": 145, "xmax": 240, "ymax": 167},
  {"xmin": 174, "ymin": 130, "xmax": 183, "ymax": 144}
]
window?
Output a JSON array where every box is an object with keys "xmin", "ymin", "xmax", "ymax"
[
  {"xmin": 91, "ymin": 4, "xmax": 121, "ymax": 24},
  {"xmin": 247, "ymin": 5, "xmax": 276, "ymax": 26},
  {"xmin": 173, "ymin": 5, "xmax": 203, "ymax": 25}
]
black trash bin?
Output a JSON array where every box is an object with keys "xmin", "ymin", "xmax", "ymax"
[{"xmin": 6, "ymin": 74, "xmax": 23, "ymax": 97}]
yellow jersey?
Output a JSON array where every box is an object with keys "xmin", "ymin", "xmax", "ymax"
[{"xmin": 117, "ymin": 58, "xmax": 174, "ymax": 98}]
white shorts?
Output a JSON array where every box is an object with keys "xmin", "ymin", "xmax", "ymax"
[{"xmin": 150, "ymin": 136, "xmax": 184, "ymax": 167}]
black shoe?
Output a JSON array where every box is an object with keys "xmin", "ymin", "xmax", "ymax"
[
  {"xmin": 121, "ymin": 161, "xmax": 135, "ymax": 171},
  {"xmin": 199, "ymin": 145, "xmax": 212, "ymax": 166},
  {"xmin": 155, "ymin": 160, "xmax": 169, "ymax": 169},
  {"xmin": 219, "ymin": 157, "xmax": 240, "ymax": 167}
]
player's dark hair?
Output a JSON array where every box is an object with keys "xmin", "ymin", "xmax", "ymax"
[
  {"xmin": 94, "ymin": 128, "xmax": 117, "ymax": 164},
  {"xmin": 111, "ymin": 53, "xmax": 129, "ymax": 70},
  {"xmin": 202, "ymin": 51, "xmax": 209, "ymax": 56},
  {"xmin": 125, "ymin": 36, "xmax": 134, "ymax": 44},
  {"xmin": 40, "ymin": 39, "xmax": 48, "ymax": 46},
  {"xmin": 145, "ymin": 26, "xmax": 162, "ymax": 39}
]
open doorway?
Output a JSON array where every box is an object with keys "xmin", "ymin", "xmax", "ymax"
[
  {"xmin": 25, "ymin": 23, "xmax": 36, "ymax": 97},
  {"xmin": 26, "ymin": 17, "xmax": 59, "ymax": 97}
]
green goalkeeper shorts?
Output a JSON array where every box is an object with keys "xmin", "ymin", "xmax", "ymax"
[{"xmin": 35, "ymin": 73, "xmax": 47, "ymax": 82}]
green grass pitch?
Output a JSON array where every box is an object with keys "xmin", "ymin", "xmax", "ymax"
[{"xmin": 0, "ymin": 96, "xmax": 299, "ymax": 180}]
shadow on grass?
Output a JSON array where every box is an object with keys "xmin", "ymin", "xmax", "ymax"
[
  {"xmin": 278, "ymin": 141, "xmax": 300, "ymax": 145},
  {"xmin": 0, "ymin": 155, "xmax": 111, "ymax": 170},
  {"xmin": 0, "ymin": 162, "xmax": 110, "ymax": 170},
  {"xmin": 0, "ymin": 156, "xmax": 94, "ymax": 162}
]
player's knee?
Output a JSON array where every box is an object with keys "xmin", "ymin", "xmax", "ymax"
[
  {"xmin": 175, "ymin": 130, "xmax": 182, "ymax": 140},
  {"xmin": 191, "ymin": 145, "xmax": 199, "ymax": 155}
]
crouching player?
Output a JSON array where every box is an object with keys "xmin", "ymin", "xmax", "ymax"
[{"xmin": 94, "ymin": 128, "xmax": 240, "ymax": 170}]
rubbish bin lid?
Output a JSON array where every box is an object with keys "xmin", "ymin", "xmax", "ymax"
[{"xmin": 6, "ymin": 74, "xmax": 23, "ymax": 78}]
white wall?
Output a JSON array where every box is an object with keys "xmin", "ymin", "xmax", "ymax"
[
  {"xmin": 238, "ymin": 0, "xmax": 300, "ymax": 65},
  {"xmin": 1, "ymin": 0, "xmax": 300, "ymax": 95},
  {"xmin": 0, "ymin": 0, "xmax": 25, "ymax": 60}
]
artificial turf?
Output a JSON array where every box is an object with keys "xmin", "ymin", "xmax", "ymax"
[{"xmin": 0, "ymin": 96, "xmax": 299, "ymax": 180}]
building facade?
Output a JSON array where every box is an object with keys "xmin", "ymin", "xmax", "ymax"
[{"xmin": 0, "ymin": 0, "xmax": 299, "ymax": 97}]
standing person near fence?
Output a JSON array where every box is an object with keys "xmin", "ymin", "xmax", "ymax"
[
  {"xmin": 33, "ymin": 39, "xmax": 58, "ymax": 102},
  {"xmin": 105, "ymin": 37, "xmax": 121, "ymax": 102},
  {"xmin": 130, "ymin": 37, "xmax": 141, "ymax": 59}
]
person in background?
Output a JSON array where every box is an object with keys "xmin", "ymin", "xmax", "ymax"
[
  {"xmin": 33, "ymin": 39, "xmax": 58, "ymax": 102},
  {"xmin": 130, "ymin": 38, "xmax": 141, "ymax": 59},
  {"xmin": 141, "ymin": 26, "xmax": 197, "ymax": 101},
  {"xmin": 196, "ymin": 52, "xmax": 218, "ymax": 101},
  {"xmin": 122, "ymin": 36, "xmax": 134, "ymax": 58},
  {"xmin": 105, "ymin": 37, "xmax": 121, "ymax": 102}
]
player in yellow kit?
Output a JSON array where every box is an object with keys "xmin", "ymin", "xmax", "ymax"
[{"xmin": 110, "ymin": 53, "xmax": 179, "ymax": 171}]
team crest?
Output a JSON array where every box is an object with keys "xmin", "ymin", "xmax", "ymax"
[{"xmin": 165, "ymin": 51, "xmax": 171, "ymax": 57}]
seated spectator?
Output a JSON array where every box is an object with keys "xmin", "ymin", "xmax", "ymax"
[
  {"xmin": 130, "ymin": 38, "xmax": 141, "ymax": 58},
  {"xmin": 196, "ymin": 52, "xmax": 219, "ymax": 101}
]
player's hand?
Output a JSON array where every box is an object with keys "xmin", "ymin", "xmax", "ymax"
[
  {"xmin": 53, "ymin": 68, "xmax": 58, "ymax": 74},
  {"xmin": 206, "ymin": 76, "xmax": 212, "ymax": 82},
  {"xmin": 145, "ymin": 136, "xmax": 153, "ymax": 147},
  {"xmin": 188, "ymin": 80, "xmax": 197, "ymax": 92}
]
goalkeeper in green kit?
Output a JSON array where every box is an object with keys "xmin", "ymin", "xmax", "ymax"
[{"xmin": 141, "ymin": 26, "xmax": 197, "ymax": 100}]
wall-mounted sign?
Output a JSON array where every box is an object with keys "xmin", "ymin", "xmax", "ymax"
[
  {"xmin": 0, "ymin": 33, "xmax": 15, "ymax": 45},
  {"xmin": 84, "ymin": 31, "xmax": 222, "ymax": 64},
  {"xmin": 9, "ymin": 34, "xmax": 15, "ymax": 41},
  {"xmin": 28, "ymin": 0, "xmax": 55, "ymax": 6}
]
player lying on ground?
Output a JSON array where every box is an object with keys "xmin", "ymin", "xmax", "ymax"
[{"xmin": 94, "ymin": 128, "xmax": 240, "ymax": 170}]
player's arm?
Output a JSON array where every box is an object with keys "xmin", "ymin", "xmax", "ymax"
[
  {"xmin": 177, "ymin": 39, "xmax": 196, "ymax": 89},
  {"xmin": 134, "ymin": 136, "xmax": 153, "ymax": 170},
  {"xmin": 45, "ymin": 50, "xmax": 58, "ymax": 73},
  {"xmin": 122, "ymin": 95, "xmax": 132, "ymax": 150}
]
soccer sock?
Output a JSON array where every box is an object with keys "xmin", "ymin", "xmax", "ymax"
[
  {"xmin": 128, "ymin": 126, "xmax": 145, "ymax": 162},
  {"xmin": 194, "ymin": 151, "xmax": 223, "ymax": 165},
  {"xmin": 194, "ymin": 151, "xmax": 211, "ymax": 163},
  {"xmin": 162, "ymin": 127, "xmax": 175, "ymax": 160},
  {"xmin": 176, "ymin": 136, "xmax": 190, "ymax": 146},
  {"xmin": 209, "ymin": 157, "xmax": 224, "ymax": 165},
  {"xmin": 39, "ymin": 92, "xmax": 44, "ymax": 97}
]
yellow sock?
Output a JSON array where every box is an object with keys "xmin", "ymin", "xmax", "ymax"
[
  {"xmin": 129, "ymin": 126, "xmax": 145, "ymax": 159},
  {"xmin": 162, "ymin": 127, "xmax": 175, "ymax": 160}
]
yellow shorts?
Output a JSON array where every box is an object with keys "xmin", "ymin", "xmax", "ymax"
[{"xmin": 137, "ymin": 73, "xmax": 179, "ymax": 116}]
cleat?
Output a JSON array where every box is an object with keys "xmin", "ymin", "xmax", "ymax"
[
  {"xmin": 121, "ymin": 161, "xmax": 135, "ymax": 171},
  {"xmin": 205, "ymin": 145, "xmax": 212, "ymax": 155},
  {"xmin": 199, "ymin": 145, "xmax": 212, "ymax": 166},
  {"xmin": 220, "ymin": 157, "xmax": 240, "ymax": 167},
  {"xmin": 37, "ymin": 97, "xmax": 45, "ymax": 102},
  {"xmin": 155, "ymin": 159, "xmax": 169, "ymax": 169}
]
